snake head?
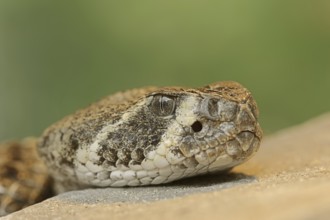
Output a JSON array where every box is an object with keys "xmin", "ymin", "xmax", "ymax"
[
  {"xmin": 38, "ymin": 81, "xmax": 262, "ymax": 190},
  {"xmin": 145, "ymin": 81, "xmax": 262, "ymax": 181}
]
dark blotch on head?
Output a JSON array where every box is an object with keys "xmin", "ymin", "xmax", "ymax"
[{"xmin": 70, "ymin": 138, "xmax": 79, "ymax": 150}]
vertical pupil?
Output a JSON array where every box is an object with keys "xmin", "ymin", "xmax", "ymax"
[
  {"xmin": 207, "ymin": 98, "xmax": 218, "ymax": 117},
  {"xmin": 161, "ymin": 96, "xmax": 172, "ymax": 114}
]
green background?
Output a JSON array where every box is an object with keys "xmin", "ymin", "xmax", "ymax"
[{"xmin": 1, "ymin": 1, "xmax": 329, "ymax": 141}]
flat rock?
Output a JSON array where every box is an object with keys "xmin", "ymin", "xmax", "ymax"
[{"xmin": 3, "ymin": 113, "xmax": 330, "ymax": 220}]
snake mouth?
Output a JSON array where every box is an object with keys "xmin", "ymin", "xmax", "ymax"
[{"xmin": 177, "ymin": 129, "xmax": 261, "ymax": 168}]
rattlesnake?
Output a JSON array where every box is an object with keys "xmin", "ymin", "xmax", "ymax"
[{"xmin": 0, "ymin": 81, "xmax": 262, "ymax": 216}]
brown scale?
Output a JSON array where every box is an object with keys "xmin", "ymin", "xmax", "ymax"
[{"xmin": 0, "ymin": 139, "xmax": 52, "ymax": 216}]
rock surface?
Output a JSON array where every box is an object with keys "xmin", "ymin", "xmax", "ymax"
[{"xmin": 3, "ymin": 113, "xmax": 330, "ymax": 220}]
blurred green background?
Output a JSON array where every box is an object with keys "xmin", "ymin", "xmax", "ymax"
[{"xmin": 0, "ymin": 0, "xmax": 329, "ymax": 141}]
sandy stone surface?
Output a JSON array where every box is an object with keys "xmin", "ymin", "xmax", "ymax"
[{"xmin": 3, "ymin": 113, "xmax": 330, "ymax": 220}]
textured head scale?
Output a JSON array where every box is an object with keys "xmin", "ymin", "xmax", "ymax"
[
  {"xmin": 143, "ymin": 81, "xmax": 262, "ymax": 174},
  {"xmin": 38, "ymin": 81, "xmax": 262, "ymax": 191}
]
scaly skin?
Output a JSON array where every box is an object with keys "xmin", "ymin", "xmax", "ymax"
[
  {"xmin": 0, "ymin": 139, "xmax": 51, "ymax": 216},
  {"xmin": 0, "ymin": 81, "xmax": 262, "ymax": 216}
]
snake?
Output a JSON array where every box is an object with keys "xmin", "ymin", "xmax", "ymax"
[{"xmin": 0, "ymin": 81, "xmax": 262, "ymax": 216}]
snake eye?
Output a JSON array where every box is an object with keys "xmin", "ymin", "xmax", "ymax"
[{"xmin": 150, "ymin": 95, "xmax": 176, "ymax": 117}]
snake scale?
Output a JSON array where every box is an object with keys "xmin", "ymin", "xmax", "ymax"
[{"xmin": 0, "ymin": 81, "xmax": 262, "ymax": 216}]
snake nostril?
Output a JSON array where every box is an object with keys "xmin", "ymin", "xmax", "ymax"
[{"xmin": 191, "ymin": 121, "xmax": 203, "ymax": 132}]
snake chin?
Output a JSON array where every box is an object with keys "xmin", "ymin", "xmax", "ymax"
[{"xmin": 172, "ymin": 130, "xmax": 261, "ymax": 174}]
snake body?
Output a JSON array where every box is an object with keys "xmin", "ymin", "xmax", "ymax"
[{"xmin": 0, "ymin": 81, "xmax": 262, "ymax": 215}]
